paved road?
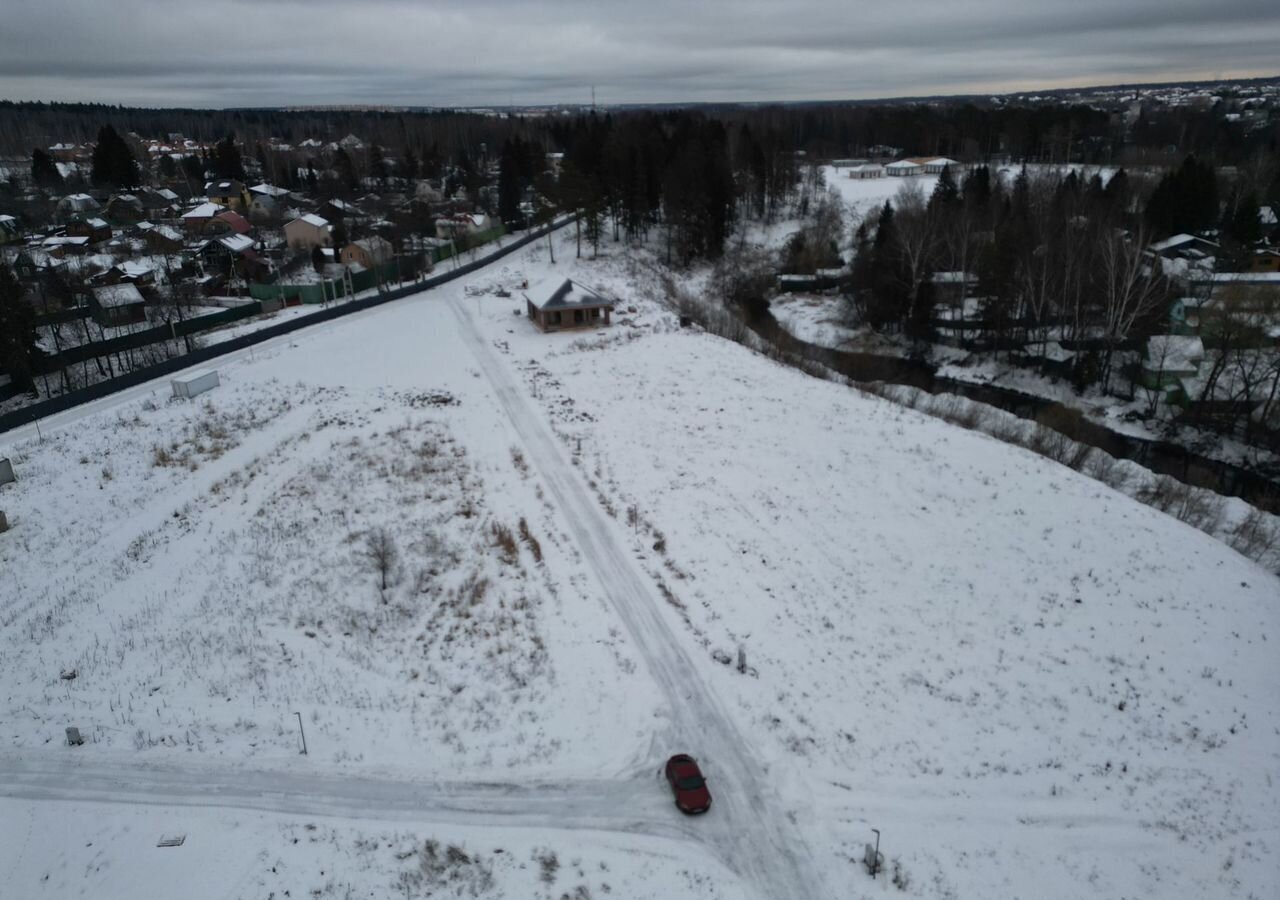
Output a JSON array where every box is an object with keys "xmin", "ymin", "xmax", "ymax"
[{"xmin": 447, "ymin": 296, "xmax": 827, "ymax": 900}]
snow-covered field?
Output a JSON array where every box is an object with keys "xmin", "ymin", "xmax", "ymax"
[{"xmin": 2, "ymin": 229, "xmax": 1277, "ymax": 899}]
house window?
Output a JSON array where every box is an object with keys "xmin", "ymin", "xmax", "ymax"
[
  {"xmin": 590, "ymin": 308, "xmax": 600, "ymax": 319},
  {"xmin": 574, "ymin": 309, "xmax": 585, "ymax": 324},
  {"xmin": 551, "ymin": 311, "xmax": 561, "ymax": 324}
]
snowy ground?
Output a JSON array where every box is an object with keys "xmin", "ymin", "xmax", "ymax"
[
  {"xmin": 2, "ymin": 228, "xmax": 1277, "ymax": 899},
  {"xmin": 0, "ymin": 794, "xmax": 742, "ymax": 900}
]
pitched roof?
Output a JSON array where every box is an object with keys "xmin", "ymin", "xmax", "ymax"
[
  {"xmin": 525, "ymin": 276, "xmax": 613, "ymax": 311},
  {"xmin": 1149, "ymin": 233, "xmax": 1217, "ymax": 253},
  {"xmin": 182, "ymin": 202, "xmax": 225, "ymax": 219},
  {"xmin": 214, "ymin": 209, "xmax": 252, "ymax": 234},
  {"xmin": 249, "ymin": 183, "xmax": 290, "ymax": 197},
  {"xmin": 296, "ymin": 213, "xmax": 330, "ymax": 228},
  {"xmin": 217, "ymin": 233, "xmax": 256, "ymax": 254},
  {"xmin": 204, "ymin": 180, "xmax": 244, "ymax": 195},
  {"xmin": 93, "ymin": 283, "xmax": 145, "ymax": 307}
]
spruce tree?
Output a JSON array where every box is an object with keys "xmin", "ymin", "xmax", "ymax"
[
  {"xmin": 497, "ymin": 138, "xmax": 523, "ymax": 226},
  {"xmin": 928, "ymin": 164, "xmax": 959, "ymax": 211},
  {"xmin": 31, "ymin": 148, "xmax": 63, "ymax": 189},
  {"xmin": 91, "ymin": 125, "xmax": 138, "ymax": 188},
  {"xmin": 210, "ymin": 135, "xmax": 246, "ymax": 181}
]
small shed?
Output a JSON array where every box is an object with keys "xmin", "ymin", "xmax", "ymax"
[
  {"xmin": 91, "ymin": 283, "xmax": 147, "ymax": 327},
  {"xmin": 525, "ymin": 277, "xmax": 614, "ymax": 332},
  {"xmin": 172, "ymin": 370, "xmax": 220, "ymax": 399},
  {"xmin": 0, "ymin": 456, "xmax": 14, "ymax": 486}
]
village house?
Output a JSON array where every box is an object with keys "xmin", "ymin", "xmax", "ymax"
[
  {"xmin": 138, "ymin": 221, "xmax": 185, "ymax": 253},
  {"xmin": 339, "ymin": 236, "xmax": 393, "ymax": 269},
  {"xmin": 63, "ymin": 215, "xmax": 112, "ymax": 244},
  {"xmin": 91, "ymin": 283, "xmax": 148, "ymax": 327},
  {"xmin": 181, "ymin": 201, "xmax": 226, "ymax": 234},
  {"xmin": 8, "ymin": 249, "xmax": 39, "ymax": 281},
  {"xmin": 55, "ymin": 192, "xmax": 102, "ymax": 221},
  {"xmin": 204, "ymin": 180, "xmax": 250, "ymax": 210},
  {"xmin": 248, "ymin": 183, "xmax": 290, "ymax": 219},
  {"xmin": 1149, "ymin": 233, "xmax": 1219, "ymax": 261},
  {"xmin": 98, "ymin": 260, "xmax": 157, "ymax": 287},
  {"xmin": 40, "ymin": 235, "xmax": 91, "ymax": 258},
  {"xmin": 214, "ymin": 209, "xmax": 253, "ymax": 236},
  {"xmin": 1248, "ymin": 249, "xmax": 1280, "ymax": 274},
  {"xmin": 284, "ymin": 213, "xmax": 333, "ymax": 250},
  {"xmin": 104, "ymin": 194, "xmax": 145, "ymax": 226},
  {"xmin": 1140, "ymin": 334, "xmax": 1205, "ymax": 392},
  {"xmin": 524, "ymin": 276, "xmax": 614, "ymax": 332}
]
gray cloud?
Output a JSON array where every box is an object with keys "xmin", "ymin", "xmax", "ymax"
[{"xmin": 0, "ymin": 0, "xmax": 1276, "ymax": 107}]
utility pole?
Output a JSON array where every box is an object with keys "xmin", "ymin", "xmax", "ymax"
[{"xmin": 294, "ymin": 711, "xmax": 308, "ymax": 755}]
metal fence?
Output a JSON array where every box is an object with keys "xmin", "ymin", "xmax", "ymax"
[{"xmin": 0, "ymin": 217, "xmax": 571, "ymax": 436}]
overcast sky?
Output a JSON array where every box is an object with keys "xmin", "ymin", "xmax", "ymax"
[{"xmin": 0, "ymin": 0, "xmax": 1277, "ymax": 108}]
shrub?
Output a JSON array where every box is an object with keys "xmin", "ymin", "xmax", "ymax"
[{"xmin": 490, "ymin": 522, "xmax": 519, "ymax": 565}]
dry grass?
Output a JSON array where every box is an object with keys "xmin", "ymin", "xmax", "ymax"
[
  {"xmin": 490, "ymin": 521, "xmax": 520, "ymax": 566},
  {"xmin": 517, "ymin": 517, "xmax": 543, "ymax": 563}
]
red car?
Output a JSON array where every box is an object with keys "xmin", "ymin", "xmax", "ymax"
[{"xmin": 665, "ymin": 754, "xmax": 712, "ymax": 814}]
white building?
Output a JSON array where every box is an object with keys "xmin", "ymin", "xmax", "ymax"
[
  {"xmin": 885, "ymin": 160, "xmax": 923, "ymax": 177},
  {"xmin": 847, "ymin": 163, "xmax": 885, "ymax": 179}
]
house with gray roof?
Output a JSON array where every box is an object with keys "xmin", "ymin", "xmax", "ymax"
[{"xmin": 524, "ymin": 276, "xmax": 614, "ymax": 332}]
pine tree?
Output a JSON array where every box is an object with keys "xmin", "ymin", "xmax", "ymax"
[
  {"xmin": 31, "ymin": 148, "xmax": 63, "ymax": 189},
  {"xmin": 0, "ymin": 264, "xmax": 39, "ymax": 394}
]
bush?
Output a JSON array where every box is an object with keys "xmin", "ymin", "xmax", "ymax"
[
  {"xmin": 1136, "ymin": 476, "xmax": 1225, "ymax": 534},
  {"xmin": 490, "ymin": 522, "xmax": 519, "ymax": 565}
]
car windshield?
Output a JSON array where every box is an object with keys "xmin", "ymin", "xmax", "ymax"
[{"xmin": 676, "ymin": 775, "xmax": 705, "ymax": 791}]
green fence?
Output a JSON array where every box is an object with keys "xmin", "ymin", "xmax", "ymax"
[
  {"xmin": 430, "ymin": 224, "xmax": 508, "ymax": 263},
  {"xmin": 254, "ymin": 255, "xmax": 433, "ymax": 305}
]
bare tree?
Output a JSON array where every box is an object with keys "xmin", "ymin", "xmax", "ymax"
[
  {"xmin": 1095, "ymin": 223, "xmax": 1168, "ymax": 393},
  {"xmin": 363, "ymin": 528, "xmax": 399, "ymax": 597}
]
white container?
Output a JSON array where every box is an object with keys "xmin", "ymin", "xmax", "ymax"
[{"xmin": 171, "ymin": 369, "xmax": 220, "ymax": 400}]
